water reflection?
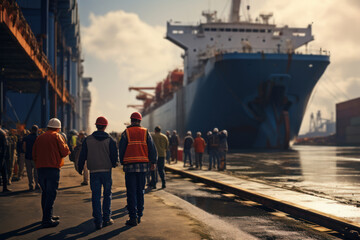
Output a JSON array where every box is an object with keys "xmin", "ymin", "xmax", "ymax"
[{"xmin": 226, "ymin": 146, "xmax": 360, "ymax": 204}]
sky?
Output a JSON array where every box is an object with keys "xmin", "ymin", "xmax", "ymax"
[{"xmin": 78, "ymin": 0, "xmax": 360, "ymax": 134}]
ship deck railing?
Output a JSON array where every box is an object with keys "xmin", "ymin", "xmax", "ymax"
[{"xmin": 198, "ymin": 47, "xmax": 330, "ymax": 59}]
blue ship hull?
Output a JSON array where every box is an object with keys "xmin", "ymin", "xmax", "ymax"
[{"xmin": 142, "ymin": 52, "xmax": 330, "ymax": 149}]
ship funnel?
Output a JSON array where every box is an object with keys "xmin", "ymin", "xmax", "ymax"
[{"xmin": 229, "ymin": 0, "xmax": 241, "ymax": 22}]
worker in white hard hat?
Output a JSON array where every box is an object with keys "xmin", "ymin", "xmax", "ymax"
[
  {"xmin": 183, "ymin": 131, "xmax": 194, "ymax": 167},
  {"xmin": 208, "ymin": 128, "xmax": 220, "ymax": 170},
  {"xmin": 32, "ymin": 118, "xmax": 70, "ymax": 228}
]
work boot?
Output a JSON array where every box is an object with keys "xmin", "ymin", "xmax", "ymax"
[
  {"xmin": 103, "ymin": 218, "xmax": 114, "ymax": 227},
  {"xmin": 162, "ymin": 183, "xmax": 166, "ymax": 189},
  {"xmin": 52, "ymin": 216, "xmax": 60, "ymax": 221},
  {"xmin": 126, "ymin": 218, "xmax": 137, "ymax": 226},
  {"xmin": 2, "ymin": 188, "xmax": 11, "ymax": 193},
  {"xmin": 137, "ymin": 216, "xmax": 141, "ymax": 224},
  {"xmin": 95, "ymin": 222, "xmax": 102, "ymax": 230},
  {"xmin": 42, "ymin": 219, "xmax": 59, "ymax": 228}
]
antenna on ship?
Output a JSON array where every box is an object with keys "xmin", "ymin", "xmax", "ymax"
[{"xmin": 229, "ymin": 0, "xmax": 241, "ymax": 22}]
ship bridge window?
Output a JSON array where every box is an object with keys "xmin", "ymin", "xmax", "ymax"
[
  {"xmin": 172, "ymin": 30, "xmax": 184, "ymax": 34},
  {"xmin": 246, "ymin": 29, "xmax": 251, "ymax": 32},
  {"xmin": 293, "ymin": 32, "xmax": 306, "ymax": 37},
  {"xmin": 225, "ymin": 28, "xmax": 231, "ymax": 32},
  {"xmin": 232, "ymin": 28, "xmax": 238, "ymax": 32},
  {"xmin": 253, "ymin": 29, "xmax": 259, "ymax": 32},
  {"xmin": 273, "ymin": 31, "xmax": 282, "ymax": 36},
  {"xmin": 211, "ymin": 28, "xmax": 217, "ymax": 31},
  {"xmin": 204, "ymin": 28, "xmax": 210, "ymax": 31},
  {"xmin": 268, "ymin": 29, "xmax": 272, "ymax": 33},
  {"xmin": 239, "ymin": 29, "xmax": 245, "ymax": 32},
  {"xmin": 219, "ymin": 28, "xmax": 225, "ymax": 32},
  {"xmin": 260, "ymin": 29, "xmax": 266, "ymax": 33}
]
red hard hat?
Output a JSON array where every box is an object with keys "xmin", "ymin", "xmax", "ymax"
[
  {"xmin": 130, "ymin": 112, "xmax": 142, "ymax": 120},
  {"xmin": 95, "ymin": 116, "xmax": 108, "ymax": 126}
]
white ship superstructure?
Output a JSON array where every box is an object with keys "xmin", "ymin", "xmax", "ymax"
[{"xmin": 166, "ymin": 0, "xmax": 314, "ymax": 84}]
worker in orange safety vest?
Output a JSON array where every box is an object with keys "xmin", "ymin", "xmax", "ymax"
[{"xmin": 118, "ymin": 112, "xmax": 157, "ymax": 226}]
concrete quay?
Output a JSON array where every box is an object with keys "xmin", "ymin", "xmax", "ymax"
[
  {"xmin": 166, "ymin": 162, "xmax": 360, "ymax": 239},
  {"xmin": 0, "ymin": 160, "xmax": 210, "ymax": 240}
]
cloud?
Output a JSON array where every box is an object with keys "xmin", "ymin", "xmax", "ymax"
[{"xmin": 82, "ymin": 10, "xmax": 182, "ymax": 132}]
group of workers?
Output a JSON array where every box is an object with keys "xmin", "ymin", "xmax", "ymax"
[
  {"xmin": 0, "ymin": 112, "xmax": 229, "ymax": 231},
  {"xmin": 165, "ymin": 128, "xmax": 228, "ymax": 170}
]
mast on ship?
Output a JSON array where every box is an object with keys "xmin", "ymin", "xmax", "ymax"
[{"xmin": 229, "ymin": 0, "xmax": 241, "ymax": 22}]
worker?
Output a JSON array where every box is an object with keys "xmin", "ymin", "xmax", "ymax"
[
  {"xmin": 193, "ymin": 132, "xmax": 206, "ymax": 169},
  {"xmin": 165, "ymin": 130, "xmax": 171, "ymax": 164},
  {"xmin": 74, "ymin": 131, "xmax": 89, "ymax": 185},
  {"xmin": 208, "ymin": 128, "xmax": 220, "ymax": 170},
  {"xmin": 0, "ymin": 125, "xmax": 10, "ymax": 192},
  {"xmin": 6, "ymin": 129, "xmax": 17, "ymax": 185},
  {"xmin": 32, "ymin": 118, "xmax": 70, "ymax": 228},
  {"xmin": 169, "ymin": 130, "xmax": 179, "ymax": 164},
  {"xmin": 77, "ymin": 117, "xmax": 119, "ymax": 230},
  {"xmin": 219, "ymin": 130, "xmax": 228, "ymax": 170},
  {"xmin": 151, "ymin": 126, "xmax": 169, "ymax": 188},
  {"xmin": 183, "ymin": 131, "xmax": 194, "ymax": 167},
  {"xmin": 119, "ymin": 112, "xmax": 157, "ymax": 226},
  {"xmin": 23, "ymin": 125, "xmax": 40, "ymax": 190}
]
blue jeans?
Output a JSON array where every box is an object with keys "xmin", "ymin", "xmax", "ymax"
[
  {"xmin": 90, "ymin": 171, "xmax": 112, "ymax": 224},
  {"xmin": 157, "ymin": 157, "xmax": 165, "ymax": 185},
  {"xmin": 125, "ymin": 172, "xmax": 146, "ymax": 219},
  {"xmin": 38, "ymin": 168, "xmax": 60, "ymax": 222},
  {"xmin": 208, "ymin": 150, "xmax": 220, "ymax": 170},
  {"xmin": 183, "ymin": 149, "xmax": 192, "ymax": 166}
]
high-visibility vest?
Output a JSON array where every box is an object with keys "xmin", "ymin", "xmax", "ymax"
[{"xmin": 123, "ymin": 127, "xmax": 149, "ymax": 164}]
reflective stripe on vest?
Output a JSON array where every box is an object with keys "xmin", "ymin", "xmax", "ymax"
[{"xmin": 123, "ymin": 127, "xmax": 149, "ymax": 164}]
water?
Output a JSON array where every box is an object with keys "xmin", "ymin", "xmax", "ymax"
[{"xmin": 226, "ymin": 145, "xmax": 360, "ymax": 206}]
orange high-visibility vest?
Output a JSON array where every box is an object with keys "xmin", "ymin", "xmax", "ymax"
[{"xmin": 123, "ymin": 127, "xmax": 149, "ymax": 164}]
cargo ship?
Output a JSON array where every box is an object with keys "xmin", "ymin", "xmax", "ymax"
[{"xmin": 129, "ymin": 0, "xmax": 330, "ymax": 148}]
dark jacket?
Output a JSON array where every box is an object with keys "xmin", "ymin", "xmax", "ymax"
[
  {"xmin": 208, "ymin": 133, "xmax": 220, "ymax": 150},
  {"xmin": 0, "ymin": 129, "xmax": 7, "ymax": 164},
  {"xmin": 78, "ymin": 131, "xmax": 118, "ymax": 174},
  {"xmin": 118, "ymin": 125, "xmax": 157, "ymax": 165},
  {"xmin": 23, "ymin": 133, "xmax": 38, "ymax": 160},
  {"xmin": 169, "ymin": 134, "xmax": 179, "ymax": 146},
  {"xmin": 183, "ymin": 136, "xmax": 194, "ymax": 150}
]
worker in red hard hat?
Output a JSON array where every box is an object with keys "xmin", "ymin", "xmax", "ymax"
[
  {"xmin": 119, "ymin": 112, "xmax": 157, "ymax": 226},
  {"xmin": 77, "ymin": 116, "xmax": 119, "ymax": 230}
]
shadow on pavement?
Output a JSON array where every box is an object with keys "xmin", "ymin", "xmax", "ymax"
[
  {"xmin": 37, "ymin": 219, "xmax": 97, "ymax": 240},
  {"xmin": 88, "ymin": 225, "xmax": 132, "ymax": 240},
  {"xmin": 0, "ymin": 189, "xmax": 37, "ymax": 197},
  {"xmin": 0, "ymin": 221, "xmax": 42, "ymax": 239}
]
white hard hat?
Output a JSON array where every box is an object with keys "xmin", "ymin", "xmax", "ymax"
[
  {"xmin": 187, "ymin": 131, "xmax": 192, "ymax": 135},
  {"xmin": 197, "ymin": 132, "xmax": 201, "ymax": 136},
  {"xmin": 47, "ymin": 118, "xmax": 61, "ymax": 128},
  {"xmin": 222, "ymin": 130, "xmax": 228, "ymax": 136},
  {"xmin": 213, "ymin": 128, "xmax": 219, "ymax": 133},
  {"xmin": 207, "ymin": 131, "xmax": 212, "ymax": 135}
]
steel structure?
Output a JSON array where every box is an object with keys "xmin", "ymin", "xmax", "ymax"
[{"xmin": 0, "ymin": 0, "xmax": 91, "ymax": 132}]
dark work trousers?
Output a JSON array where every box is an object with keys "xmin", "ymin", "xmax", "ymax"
[
  {"xmin": 195, "ymin": 153, "xmax": 203, "ymax": 169},
  {"xmin": 0, "ymin": 158, "xmax": 7, "ymax": 189},
  {"xmin": 125, "ymin": 172, "xmax": 146, "ymax": 219},
  {"xmin": 38, "ymin": 168, "xmax": 60, "ymax": 223},
  {"xmin": 157, "ymin": 157, "xmax": 165, "ymax": 185}
]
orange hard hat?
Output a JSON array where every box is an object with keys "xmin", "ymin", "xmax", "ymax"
[
  {"xmin": 95, "ymin": 116, "xmax": 108, "ymax": 126},
  {"xmin": 130, "ymin": 112, "xmax": 142, "ymax": 121}
]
